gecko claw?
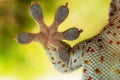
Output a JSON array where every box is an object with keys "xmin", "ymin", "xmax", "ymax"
[
  {"xmin": 31, "ymin": 1, "xmax": 36, "ymax": 6},
  {"xmin": 65, "ymin": 2, "xmax": 68, "ymax": 7}
]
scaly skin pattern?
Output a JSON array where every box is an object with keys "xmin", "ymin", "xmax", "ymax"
[{"xmin": 16, "ymin": 0, "xmax": 120, "ymax": 80}]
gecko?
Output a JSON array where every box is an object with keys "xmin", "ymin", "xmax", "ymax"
[{"xmin": 16, "ymin": 0, "xmax": 120, "ymax": 80}]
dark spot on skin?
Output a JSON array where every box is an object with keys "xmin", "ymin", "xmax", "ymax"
[
  {"xmin": 107, "ymin": 31, "xmax": 111, "ymax": 34},
  {"xmin": 82, "ymin": 53, "xmax": 84, "ymax": 57},
  {"xmin": 99, "ymin": 45, "xmax": 103, "ymax": 50},
  {"xmin": 86, "ymin": 39, "xmax": 92, "ymax": 44},
  {"xmin": 115, "ymin": 69, "xmax": 120, "ymax": 75},
  {"xmin": 116, "ymin": 41, "xmax": 120, "ymax": 45},
  {"xmin": 94, "ymin": 68, "xmax": 101, "ymax": 74},
  {"xmin": 112, "ymin": 53, "xmax": 117, "ymax": 57},
  {"xmin": 113, "ymin": 33, "xmax": 117, "ymax": 36},
  {"xmin": 83, "ymin": 69, "xmax": 87, "ymax": 73},
  {"xmin": 109, "ymin": 12, "xmax": 114, "ymax": 16},
  {"xmin": 74, "ymin": 59, "xmax": 77, "ymax": 63},
  {"xmin": 117, "ymin": 26, "xmax": 120, "ymax": 29},
  {"xmin": 77, "ymin": 45, "xmax": 80, "ymax": 50},
  {"xmin": 109, "ymin": 22, "xmax": 114, "ymax": 26},
  {"xmin": 100, "ymin": 56, "xmax": 105, "ymax": 63},
  {"xmin": 91, "ymin": 49, "xmax": 95, "ymax": 53},
  {"xmin": 51, "ymin": 57, "xmax": 54, "ymax": 60},
  {"xmin": 109, "ymin": 40, "xmax": 113, "ymax": 44},
  {"xmin": 62, "ymin": 64, "xmax": 65, "ymax": 67},
  {"xmin": 57, "ymin": 61, "xmax": 62, "ymax": 64},
  {"xmin": 98, "ymin": 39, "xmax": 102, "ymax": 42},
  {"xmin": 88, "ymin": 76, "xmax": 92, "ymax": 80},
  {"xmin": 52, "ymin": 62, "xmax": 56, "ymax": 64},
  {"xmin": 84, "ymin": 60, "xmax": 90, "ymax": 64},
  {"xmin": 64, "ymin": 70, "xmax": 67, "ymax": 72}
]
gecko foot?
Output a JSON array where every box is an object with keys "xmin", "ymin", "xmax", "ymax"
[{"xmin": 16, "ymin": 1, "xmax": 83, "ymax": 62}]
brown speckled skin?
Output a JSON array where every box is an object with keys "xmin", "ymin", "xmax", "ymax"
[{"xmin": 16, "ymin": 0, "xmax": 120, "ymax": 80}]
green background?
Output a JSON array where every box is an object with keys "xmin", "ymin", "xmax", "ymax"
[{"xmin": 0, "ymin": 0, "xmax": 110, "ymax": 80}]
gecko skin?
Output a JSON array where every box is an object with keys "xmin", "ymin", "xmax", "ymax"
[{"xmin": 16, "ymin": 0, "xmax": 120, "ymax": 80}]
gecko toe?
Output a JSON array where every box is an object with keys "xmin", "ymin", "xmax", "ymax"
[
  {"xmin": 63, "ymin": 28, "xmax": 83, "ymax": 40},
  {"xmin": 16, "ymin": 32, "xmax": 34, "ymax": 44}
]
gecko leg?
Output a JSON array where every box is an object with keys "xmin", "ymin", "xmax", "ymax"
[{"xmin": 29, "ymin": 1, "xmax": 49, "ymax": 35}]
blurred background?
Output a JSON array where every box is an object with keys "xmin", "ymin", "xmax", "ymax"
[{"xmin": 0, "ymin": 0, "xmax": 110, "ymax": 80}]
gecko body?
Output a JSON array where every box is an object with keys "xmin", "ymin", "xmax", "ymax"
[{"xmin": 16, "ymin": 0, "xmax": 120, "ymax": 80}]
